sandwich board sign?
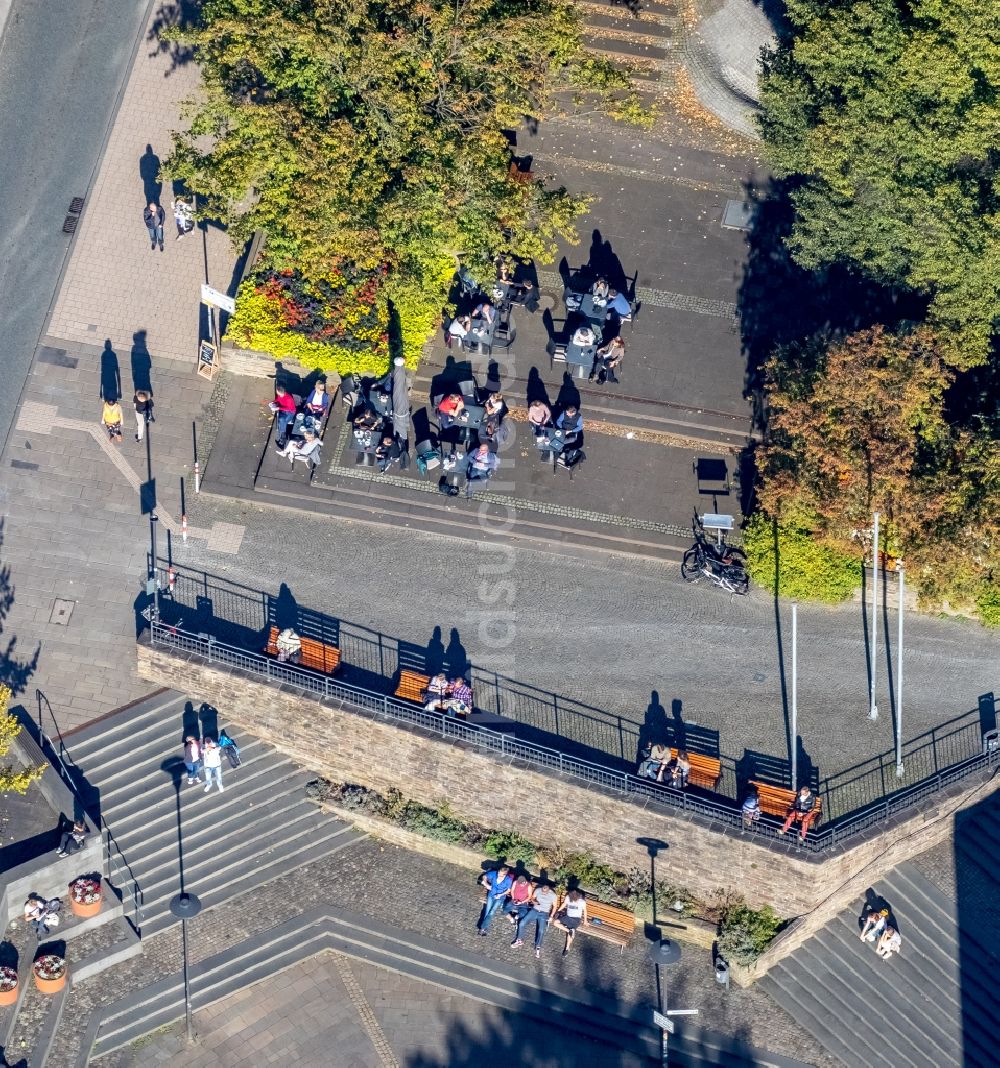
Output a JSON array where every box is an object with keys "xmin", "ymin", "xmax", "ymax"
[{"xmin": 197, "ymin": 340, "xmax": 219, "ymax": 380}]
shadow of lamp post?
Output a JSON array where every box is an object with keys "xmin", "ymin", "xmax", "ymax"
[
  {"xmin": 161, "ymin": 756, "xmax": 202, "ymax": 1044},
  {"xmin": 647, "ymin": 937, "xmax": 698, "ymax": 1065}
]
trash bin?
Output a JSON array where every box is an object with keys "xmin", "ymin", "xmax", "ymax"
[{"xmin": 715, "ymin": 958, "xmax": 730, "ymax": 988}]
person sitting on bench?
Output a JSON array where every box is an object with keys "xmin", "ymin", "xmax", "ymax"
[
  {"xmin": 422, "ymin": 672, "xmax": 450, "ymax": 712},
  {"xmin": 637, "ymin": 743, "xmax": 670, "ymax": 780},
  {"xmin": 780, "ymin": 785, "xmax": 818, "ymax": 839}
]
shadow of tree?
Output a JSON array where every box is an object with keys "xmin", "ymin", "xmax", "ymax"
[
  {"xmin": 148, "ymin": 0, "xmax": 198, "ymax": 76},
  {"xmin": 0, "ymin": 520, "xmax": 40, "ymax": 696}
]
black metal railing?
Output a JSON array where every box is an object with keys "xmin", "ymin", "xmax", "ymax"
[{"xmin": 149, "ymin": 622, "xmax": 1000, "ymax": 854}]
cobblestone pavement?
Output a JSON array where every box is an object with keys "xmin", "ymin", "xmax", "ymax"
[{"xmin": 67, "ymin": 836, "xmax": 838, "ymax": 1068}]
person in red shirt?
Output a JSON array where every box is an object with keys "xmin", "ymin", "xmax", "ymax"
[
  {"xmin": 270, "ymin": 385, "xmax": 297, "ymax": 444},
  {"xmin": 436, "ymin": 393, "xmax": 465, "ymax": 427}
]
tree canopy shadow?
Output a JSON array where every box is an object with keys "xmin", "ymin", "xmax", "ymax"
[
  {"xmin": 148, "ymin": 0, "xmax": 199, "ymax": 76},
  {"xmin": 0, "ymin": 520, "xmax": 40, "ymax": 696}
]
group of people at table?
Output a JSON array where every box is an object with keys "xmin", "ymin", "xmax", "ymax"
[
  {"xmin": 269, "ymin": 380, "xmax": 332, "ymax": 468},
  {"xmin": 564, "ymin": 276, "xmax": 629, "ymax": 383}
]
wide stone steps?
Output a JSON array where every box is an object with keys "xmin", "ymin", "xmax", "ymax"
[
  {"xmin": 760, "ymin": 858, "xmax": 1000, "ymax": 1068},
  {"xmin": 65, "ymin": 691, "xmax": 365, "ymax": 940}
]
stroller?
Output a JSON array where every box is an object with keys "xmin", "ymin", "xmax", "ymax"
[{"xmin": 218, "ymin": 729, "xmax": 242, "ymax": 769}]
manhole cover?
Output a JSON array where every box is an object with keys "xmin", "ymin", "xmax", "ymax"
[
  {"xmin": 721, "ymin": 200, "xmax": 754, "ymax": 231},
  {"xmin": 49, "ymin": 599, "xmax": 76, "ymax": 626}
]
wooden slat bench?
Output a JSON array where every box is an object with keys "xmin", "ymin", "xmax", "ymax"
[
  {"xmin": 265, "ymin": 626, "xmax": 341, "ymax": 675},
  {"xmin": 749, "ymin": 781, "xmax": 822, "ymax": 826},
  {"xmin": 395, "ymin": 669, "xmax": 470, "ymax": 718},
  {"xmin": 579, "ymin": 898, "xmax": 634, "ymax": 954},
  {"xmin": 671, "ymin": 748, "xmax": 722, "ymax": 791}
]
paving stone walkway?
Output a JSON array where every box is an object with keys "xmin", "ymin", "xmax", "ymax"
[{"xmin": 49, "ymin": 835, "xmax": 838, "ymax": 1068}]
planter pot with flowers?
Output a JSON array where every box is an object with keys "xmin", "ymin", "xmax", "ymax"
[
  {"xmin": 69, "ymin": 876, "xmax": 103, "ymax": 918},
  {"xmin": 32, "ymin": 955, "xmax": 67, "ymax": 994},
  {"xmin": 0, "ymin": 965, "xmax": 18, "ymax": 1006}
]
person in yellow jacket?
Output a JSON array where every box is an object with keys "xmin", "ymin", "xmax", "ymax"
[{"xmin": 101, "ymin": 399, "xmax": 124, "ymax": 444}]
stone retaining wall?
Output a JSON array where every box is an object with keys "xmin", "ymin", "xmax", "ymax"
[{"xmin": 137, "ymin": 641, "xmax": 997, "ymax": 952}]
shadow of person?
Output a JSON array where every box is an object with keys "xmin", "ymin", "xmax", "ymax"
[
  {"xmin": 637, "ymin": 690, "xmax": 669, "ymax": 760},
  {"xmin": 99, "ymin": 340, "xmax": 121, "ymax": 401},
  {"xmin": 795, "ymin": 736, "xmax": 819, "ymax": 791},
  {"xmin": 587, "ymin": 228, "xmax": 627, "ymax": 293},
  {"xmin": 446, "ymin": 627, "xmax": 469, "ymax": 677},
  {"xmin": 554, "ymin": 372, "xmax": 581, "ymax": 413},
  {"xmin": 425, "ymin": 626, "xmax": 446, "ymax": 677},
  {"xmin": 198, "ymin": 702, "xmax": 219, "ymax": 741},
  {"xmin": 526, "ymin": 368, "xmax": 551, "ymax": 408},
  {"xmin": 272, "ymin": 582, "xmax": 300, "ymax": 632},
  {"xmin": 139, "ymin": 144, "xmax": 162, "ymax": 205},
  {"xmin": 670, "ymin": 698, "xmax": 688, "ymax": 749},
  {"xmin": 130, "ymin": 330, "xmax": 153, "ymax": 395},
  {"xmin": 182, "ymin": 700, "xmax": 200, "ymax": 740}
]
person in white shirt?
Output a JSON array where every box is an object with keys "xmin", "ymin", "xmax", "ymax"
[
  {"xmin": 571, "ymin": 324, "xmax": 595, "ymax": 346},
  {"xmin": 202, "ymin": 739, "xmax": 224, "ymax": 793}
]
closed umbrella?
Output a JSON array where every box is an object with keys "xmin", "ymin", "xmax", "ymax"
[{"xmin": 391, "ymin": 357, "xmax": 410, "ymax": 443}]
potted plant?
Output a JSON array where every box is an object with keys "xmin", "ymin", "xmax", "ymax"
[
  {"xmin": 0, "ymin": 966, "xmax": 18, "ymax": 1006},
  {"xmin": 69, "ymin": 876, "xmax": 102, "ymax": 918},
  {"xmin": 32, "ymin": 955, "xmax": 67, "ymax": 994}
]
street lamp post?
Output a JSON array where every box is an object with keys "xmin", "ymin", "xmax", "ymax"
[
  {"xmin": 169, "ymin": 892, "xmax": 202, "ymax": 1044},
  {"xmin": 869, "ymin": 512, "xmax": 880, "ymax": 721},
  {"xmin": 791, "ymin": 600, "xmax": 798, "ymax": 788},
  {"xmin": 895, "ymin": 564, "xmax": 905, "ymax": 777}
]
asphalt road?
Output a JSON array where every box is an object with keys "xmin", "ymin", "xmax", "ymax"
[{"xmin": 0, "ymin": 0, "xmax": 149, "ymax": 448}]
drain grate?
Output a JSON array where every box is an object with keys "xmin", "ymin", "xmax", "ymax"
[
  {"xmin": 49, "ymin": 599, "xmax": 76, "ymax": 626},
  {"xmin": 62, "ymin": 215, "xmax": 78, "ymax": 234},
  {"xmin": 68, "ymin": 197, "xmax": 85, "ymax": 214}
]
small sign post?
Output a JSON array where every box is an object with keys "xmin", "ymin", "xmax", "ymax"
[
  {"xmin": 197, "ymin": 339, "xmax": 219, "ymax": 380},
  {"xmin": 199, "ymin": 284, "xmax": 235, "ymax": 315}
]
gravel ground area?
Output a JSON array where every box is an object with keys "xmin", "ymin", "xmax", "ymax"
[{"xmin": 55, "ymin": 834, "xmax": 838, "ymax": 1068}]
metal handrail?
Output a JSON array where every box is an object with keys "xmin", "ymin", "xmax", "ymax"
[{"xmin": 149, "ymin": 623, "xmax": 999, "ymax": 854}]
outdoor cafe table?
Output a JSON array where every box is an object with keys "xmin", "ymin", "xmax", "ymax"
[
  {"xmin": 565, "ymin": 340, "xmax": 596, "ymax": 379},
  {"xmin": 467, "ymin": 316, "xmax": 496, "ymax": 353},
  {"xmin": 452, "ymin": 404, "xmax": 485, "ymax": 432},
  {"xmin": 367, "ymin": 390, "xmax": 392, "ymax": 417},
  {"xmin": 289, "ymin": 412, "xmax": 322, "ymax": 440},
  {"xmin": 533, "ymin": 426, "xmax": 568, "ymax": 463},
  {"xmin": 579, "ymin": 293, "xmax": 609, "ymax": 327}
]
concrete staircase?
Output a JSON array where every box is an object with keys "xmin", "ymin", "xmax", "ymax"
[
  {"xmin": 760, "ymin": 857, "xmax": 1000, "ymax": 1068},
  {"xmin": 62, "ymin": 691, "xmax": 364, "ymax": 939}
]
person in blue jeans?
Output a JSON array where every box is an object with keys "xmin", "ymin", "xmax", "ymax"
[
  {"xmin": 478, "ymin": 865, "xmax": 513, "ymax": 935},
  {"xmin": 511, "ymin": 883, "xmax": 559, "ymax": 959}
]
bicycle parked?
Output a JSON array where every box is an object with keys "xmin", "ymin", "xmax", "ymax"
[{"xmin": 681, "ymin": 513, "xmax": 749, "ymax": 595}]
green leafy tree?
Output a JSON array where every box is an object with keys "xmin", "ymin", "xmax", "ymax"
[
  {"xmin": 756, "ymin": 326, "xmax": 1000, "ymax": 611},
  {"xmin": 0, "ymin": 686, "xmax": 46, "ymax": 795},
  {"xmin": 757, "ymin": 0, "xmax": 1000, "ymax": 365},
  {"xmin": 165, "ymin": 0, "xmax": 647, "ymax": 367}
]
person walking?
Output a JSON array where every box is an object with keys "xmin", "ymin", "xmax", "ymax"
[
  {"xmin": 55, "ymin": 818, "xmax": 87, "ymax": 857},
  {"xmin": 183, "ymin": 735, "xmax": 202, "ymax": 786},
  {"xmin": 202, "ymin": 738, "xmax": 224, "ymax": 793},
  {"xmin": 511, "ymin": 881, "xmax": 559, "ymax": 958},
  {"xmin": 552, "ymin": 889, "xmax": 588, "ymax": 955},
  {"xmin": 133, "ymin": 390, "xmax": 154, "ymax": 443},
  {"xmin": 478, "ymin": 865, "xmax": 513, "ymax": 935},
  {"xmin": 171, "ymin": 196, "xmax": 194, "ymax": 239},
  {"xmin": 101, "ymin": 398, "xmax": 124, "ymax": 444},
  {"xmin": 143, "ymin": 202, "xmax": 165, "ymax": 251}
]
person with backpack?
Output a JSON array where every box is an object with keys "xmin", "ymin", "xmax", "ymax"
[{"xmin": 478, "ymin": 865, "xmax": 514, "ymax": 935}]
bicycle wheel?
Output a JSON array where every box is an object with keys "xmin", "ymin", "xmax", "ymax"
[{"xmin": 681, "ymin": 548, "xmax": 703, "ymax": 583}]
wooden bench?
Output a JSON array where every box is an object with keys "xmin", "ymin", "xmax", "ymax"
[
  {"xmin": 579, "ymin": 898, "xmax": 634, "ymax": 954},
  {"xmin": 395, "ymin": 669, "xmax": 470, "ymax": 718},
  {"xmin": 670, "ymin": 748, "xmax": 722, "ymax": 791},
  {"xmin": 749, "ymin": 781, "xmax": 822, "ymax": 826},
  {"xmin": 265, "ymin": 626, "xmax": 341, "ymax": 675}
]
